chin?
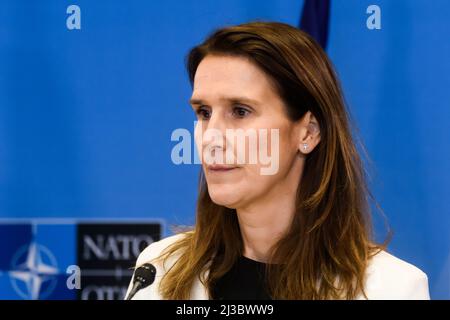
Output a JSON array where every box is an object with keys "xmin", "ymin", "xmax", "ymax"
[{"xmin": 207, "ymin": 184, "xmax": 242, "ymax": 208}]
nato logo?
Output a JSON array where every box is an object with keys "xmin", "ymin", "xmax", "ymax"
[
  {"xmin": 0, "ymin": 220, "xmax": 162, "ymax": 300},
  {"xmin": 9, "ymin": 242, "xmax": 59, "ymax": 300}
]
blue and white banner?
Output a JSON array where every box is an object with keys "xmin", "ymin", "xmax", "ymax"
[{"xmin": 0, "ymin": 220, "xmax": 162, "ymax": 300}]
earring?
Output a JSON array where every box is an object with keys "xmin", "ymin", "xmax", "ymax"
[{"xmin": 302, "ymin": 143, "xmax": 308, "ymax": 151}]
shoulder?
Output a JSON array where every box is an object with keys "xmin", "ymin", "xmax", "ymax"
[
  {"xmin": 129, "ymin": 231, "xmax": 209, "ymax": 300},
  {"xmin": 136, "ymin": 232, "xmax": 190, "ymax": 266},
  {"xmin": 362, "ymin": 250, "xmax": 430, "ymax": 299},
  {"xmin": 126, "ymin": 232, "xmax": 191, "ymax": 300}
]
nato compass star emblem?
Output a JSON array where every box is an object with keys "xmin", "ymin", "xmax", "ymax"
[{"xmin": 9, "ymin": 242, "xmax": 59, "ymax": 300}]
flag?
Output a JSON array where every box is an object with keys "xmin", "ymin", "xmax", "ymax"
[{"xmin": 299, "ymin": 0, "xmax": 331, "ymax": 50}]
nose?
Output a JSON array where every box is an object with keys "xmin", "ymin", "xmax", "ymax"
[
  {"xmin": 201, "ymin": 110, "xmax": 228, "ymax": 149},
  {"xmin": 196, "ymin": 109, "xmax": 235, "ymax": 166}
]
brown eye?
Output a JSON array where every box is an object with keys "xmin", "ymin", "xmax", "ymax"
[
  {"xmin": 196, "ymin": 106, "xmax": 211, "ymax": 120},
  {"xmin": 232, "ymin": 106, "xmax": 251, "ymax": 118}
]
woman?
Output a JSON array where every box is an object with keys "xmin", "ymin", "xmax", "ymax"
[{"xmin": 127, "ymin": 21, "xmax": 429, "ymax": 299}]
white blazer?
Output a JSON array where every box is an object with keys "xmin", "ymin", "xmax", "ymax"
[{"xmin": 126, "ymin": 233, "xmax": 430, "ymax": 300}]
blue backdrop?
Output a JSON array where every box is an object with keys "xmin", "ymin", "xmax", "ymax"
[{"xmin": 0, "ymin": 0, "xmax": 449, "ymax": 299}]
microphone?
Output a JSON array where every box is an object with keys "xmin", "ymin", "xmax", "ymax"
[{"xmin": 126, "ymin": 263, "xmax": 157, "ymax": 300}]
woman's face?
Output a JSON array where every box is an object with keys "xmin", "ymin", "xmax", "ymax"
[{"xmin": 190, "ymin": 55, "xmax": 305, "ymax": 209}]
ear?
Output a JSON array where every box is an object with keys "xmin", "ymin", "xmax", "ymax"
[{"xmin": 297, "ymin": 111, "xmax": 321, "ymax": 155}]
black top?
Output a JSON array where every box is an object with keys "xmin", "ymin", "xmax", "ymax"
[{"xmin": 212, "ymin": 256, "xmax": 272, "ymax": 300}]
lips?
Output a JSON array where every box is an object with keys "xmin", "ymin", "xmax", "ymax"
[{"xmin": 206, "ymin": 164, "xmax": 239, "ymax": 172}]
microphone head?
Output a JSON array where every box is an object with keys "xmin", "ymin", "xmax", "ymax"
[{"xmin": 133, "ymin": 263, "xmax": 156, "ymax": 289}]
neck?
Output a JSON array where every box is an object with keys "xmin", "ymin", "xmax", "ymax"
[{"xmin": 236, "ymin": 160, "xmax": 303, "ymax": 263}]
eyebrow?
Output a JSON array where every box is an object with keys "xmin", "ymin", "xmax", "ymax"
[{"xmin": 189, "ymin": 95, "xmax": 260, "ymax": 106}]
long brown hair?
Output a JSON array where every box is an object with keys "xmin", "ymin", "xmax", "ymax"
[{"xmin": 157, "ymin": 21, "xmax": 385, "ymax": 299}]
